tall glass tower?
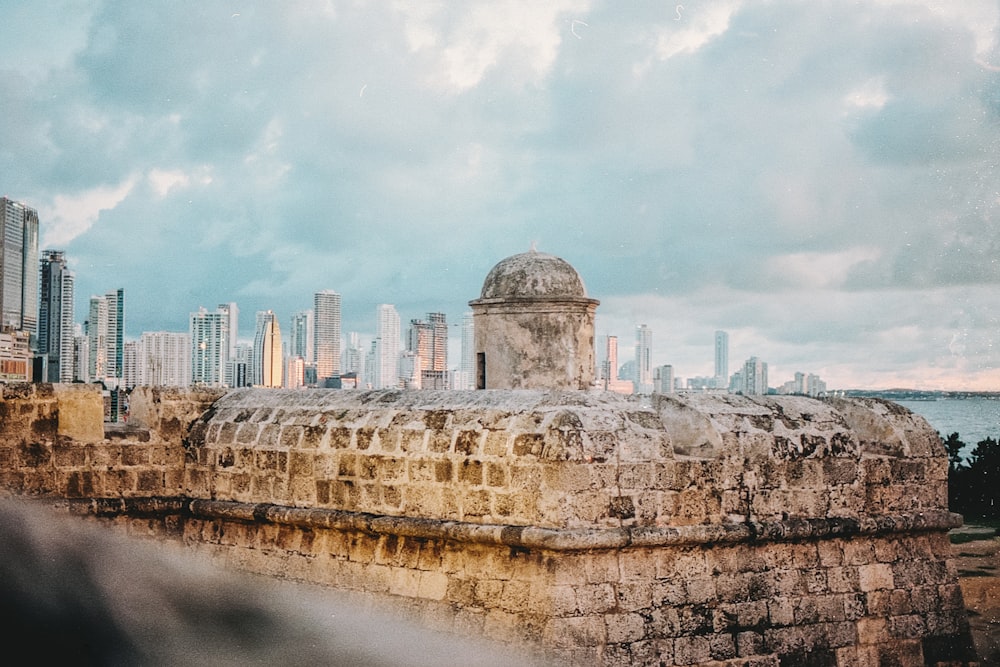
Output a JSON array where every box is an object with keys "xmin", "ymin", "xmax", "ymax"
[
  {"xmin": 1, "ymin": 197, "xmax": 40, "ymax": 339},
  {"xmin": 714, "ymin": 330, "xmax": 729, "ymax": 389},
  {"xmin": 374, "ymin": 304, "xmax": 400, "ymax": 389},
  {"xmin": 252, "ymin": 310, "xmax": 282, "ymax": 388},
  {"xmin": 314, "ymin": 290, "xmax": 341, "ymax": 382},
  {"xmin": 38, "ymin": 250, "xmax": 75, "ymax": 383},
  {"xmin": 635, "ymin": 324, "xmax": 653, "ymax": 394}
]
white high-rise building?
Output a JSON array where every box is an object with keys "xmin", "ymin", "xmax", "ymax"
[
  {"xmin": 635, "ymin": 324, "xmax": 653, "ymax": 394},
  {"xmin": 38, "ymin": 250, "xmax": 75, "ymax": 383},
  {"xmin": 458, "ymin": 312, "xmax": 475, "ymax": 390},
  {"xmin": 654, "ymin": 364, "xmax": 675, "ymax": 394},
  {"xmin": 104, "ymin": 289, "xmax": 125, "ymax": 383},
  {"xmin": 122, "ymin": 341, "xmax": 138, "ymax": 389},
  {"xmin": 1, "ymin": 197, "xmax": 39, "ymax": 340},
  {"xmin": 190, "ymin": 307, "xmax": 231, "ymax": 386},
  {"xmin": 140, "ymin": 331, "xmax": 191, "ymax": 387},
  {"xmin": 341, "ymin": 331, "xmax": 364, "ymax": 379},
  {"xmin": 314, "ymin": 291, "xmax": 341, "ymax": 382},
  {"xmin": 374, "ymin": 304, "xmax": 400, "ymax": 389},
  {"xmin": 740, "ymin": 356, "xmax": 768, "ymax": 396},
  {"xmin": 714, "ymin": 330, "xmax": 729, "ymax": 389}
]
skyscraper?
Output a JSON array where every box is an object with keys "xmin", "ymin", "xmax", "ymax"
[
  {"xmin": 38, "ymin": 250, "xmax": 75, "ymax": 383},
  {"xmin": 87, "ymin": 296, "xmax": 108, "ymax": 381},
  {"xmin": 218, "ymin": 302, "xmax": 239, "ymax": 387},
  {"xmin": 105, "ymin": 289, "xmax": 125, "ymax": 383},
  {"xmin": 740, "ymin": 356, "xmax": 768, "ymax": 396},
  {"xmin": 602, "ymin": 335, "xmax": 633, "ymax": 394},
  {"xmin": 459, "ymin": 312, "xmax": 475, "ymax": 390},
  {"xmin": 0, "ymin": 197, "xmax": 40, "ymax": 340},
  {"xmin": 714, "ymin": 330, "xmax": 729, "ymax": 389},
  {"xmin": 190, "ymin": 307, "xmax": 230, "ymax": 386},
  {"xmin": 252, "ymin": 310, "xmax": 282, "ymax": 388},
  {"xmin": 341, "ymin": 331, "xmax": 364, "ymax": 379},
  {"xmin": 289, "ymin": 309, "xmax": 314, "ymax": 362},
  {"xmin": 407, "ymin": 312, "xmax": 448, "ymax": 390},
  {"xmin": 635, "ymin": 324, "xmax": 653, "ymax": 394},
  {"xmin": 314, "ymin": 291, "xmax": 341, "ymax": 382},
  {"xmin": 140, "ymin": 331, "xmax": 191, "ymax": 387},
  {"xmin": 654, "ymin": 364, "xmax": 675, "ymax": 394},
  {"xmin": 374, "ymin": 304, "xmax": 400, "ymax": 389}
]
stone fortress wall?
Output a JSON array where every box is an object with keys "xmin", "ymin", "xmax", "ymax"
[
  {"xmin": 0, "ymin": 251, "xmax": 979, "ymax": 666},
  {"xmin": 0, "ymin": 381, "xmax": 977, "ymax": 666}
]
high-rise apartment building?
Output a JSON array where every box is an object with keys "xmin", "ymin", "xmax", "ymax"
[
  {"xmin": 139, "ymin": 331, "xmax": 191, "ymax": 387},
  {"xmin": 341, "ymin": 331, "xmax": 364, "ymax": 379},
  {"xmin": 289, "ymin": 309, "xmax": 314, "ymax": 362},
  {"xmin": 73, "ymin": 325, "xmax": 89, "ymax": 383},
  {"xmin": 314, "ymin": 291, "xmax": 341, "ymax": 382},
  {"xmin": 635, "ymin": 324, "xmax": 653, "ymax": 394},
  {"xmin": 407, "ymin": 312, "xmax": 448, "ymax": 390},
  {"xmin": 714, "ymin": 330, "xmax": 729, "ymax": 389},
  {"xmin": 122, "ymin": 341, "xmax": 137, "ymax": 389},
  {"xmin": 83, "ymin": 289, "xmax": 125, "ymax": 418},
  {"xmin": 191, "ymin": 308, "xmax": 226, "ymax": 386},
  {"xmin": 0, "ymin": 197, "xmax": 39, "ymax": 341},
  {"xmin": 654, "ymin": 364, "xmax": 675, "ymax": 394},
  {"xmin": 739, "ymin": 356, "xmax": 768, "ymax": 396},
  {"xmin": 38, "ymin": 250, "xmax": 75, "ymax": 383},
  {"xmin": 458, "ymin": 312, "xmax": 475, "ymax": 390},
  {"xmin": 252, "ymin": 310, "xmax": 282, "ymax": 388},
  {"xmin": 374, "ymin": 304, "xmax": 400, "ymax": 389},
  {"xmin": 88, "ymin": 289, "xmax": 124, "ymax": 384},
  {"xmin": 601, "ymin": 335, "xmax": 633, "ymax": 394}
]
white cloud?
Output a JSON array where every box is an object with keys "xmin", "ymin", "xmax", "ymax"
[
  {"xmin": 639, "ymin": 1, "xmax": 741, "ymax": 71},
  {"xmin": 38, "ymin": 177, "xmax": 137, "ymax": 248},
  {"xmin": 401, "ymin": 1, "xmax": 588, "ymax": 92},
  {"xmin": 843, "ymin": 77, "xmax": 890, "ymax": 110}
]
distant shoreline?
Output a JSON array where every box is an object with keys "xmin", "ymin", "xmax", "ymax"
[{"xmin": 840, "ymin": 390, "xmax": 1000, "ymax": 401}]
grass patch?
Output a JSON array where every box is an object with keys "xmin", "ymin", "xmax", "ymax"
[{"xmin": 949, "ymin": 519, "xmax": 1000, "ymax": 544}]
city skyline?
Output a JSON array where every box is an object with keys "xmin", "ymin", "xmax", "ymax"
[{"xmin": 3, "ymin": 3, "xmax": 999, "ymax": 390}]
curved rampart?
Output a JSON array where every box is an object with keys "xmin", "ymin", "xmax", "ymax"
[{"xmin": 0, "ymin": 384, "xmax": 978, "ymax": 666}]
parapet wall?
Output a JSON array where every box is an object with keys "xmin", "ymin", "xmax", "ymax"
[{"xmin": 0, "ymin": 384, "xmax": 977, "ymax": 666}]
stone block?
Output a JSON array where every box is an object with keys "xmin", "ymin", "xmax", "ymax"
[{"xmin": 858, "ymin": 563, "xmax": 894, "ymax": 591}]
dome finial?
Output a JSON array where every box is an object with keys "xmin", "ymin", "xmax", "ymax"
[{"xmin": 530, "ymin": 240, "xmax": 537, "ymax": 253}]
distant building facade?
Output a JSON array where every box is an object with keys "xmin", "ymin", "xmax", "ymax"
[
  {"xmin": 653, "ymin": 364, "xmax": 675, "ymax": 394},
  {"xmin": 190, "ymin": 307, "xmax": 231, "ymax": 387},
  {"xmin": 87, "ymin": 289, "xmax": 124, "ymax": 385},
  {"xmin": 635, "ymin": 324, "xmax": 653, "ymax": 394},
  {"xmin": 252, "ymin": 310, "xmax": 282, "ymax": 388},
  {"xmin": 374, "ymin": 304, "xmax": 400, "ymax": 389},
  {"xmin": 714, "ymin": 330, "xmax": 729, "ymax": 389},
  {"xmin": 407, "ymin": 312, "xmax": 448, "ymax": 390},
  {"xmin": 0, "ymin": 197, "xmax": 39, "ymax": 343},
  {"xmin": 140, "ymin": 331, "xmax": 191, "ymax": 388},
  {"xmin": 601, "ymin": 335, "xmax": 634, "ymax": 394},
  {"xmin": 38, "ymin": 250, "xmax": 75, "ymax": 383},
  {"xmin": 314, "ymin": 291, "xmax": 341, "ymax": 383}
]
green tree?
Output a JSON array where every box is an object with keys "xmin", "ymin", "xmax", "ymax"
[
  {"xmin": 945, "ymin": 432, "xmax": 969, "ymax": 514},
  {"xmin": 964, "ymin": 436, "xmax": 1000, "ymax": 520}
]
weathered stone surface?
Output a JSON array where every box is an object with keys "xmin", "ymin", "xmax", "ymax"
[{"xmin": 0, "ymin": 386, "xmax": 977, "ymax": 666}]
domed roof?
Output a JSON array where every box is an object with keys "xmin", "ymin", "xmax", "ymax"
[{"xmin": 478, "ymin": 250, "xmax": 589, "ymax": 300}]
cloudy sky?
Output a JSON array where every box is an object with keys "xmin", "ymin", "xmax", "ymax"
[{"xmin": 2, "ymin": 0, "xmax": 998, "ymax": 390}]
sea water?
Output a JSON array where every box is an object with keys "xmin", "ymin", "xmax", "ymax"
[{"xmin": 895, "ymin": 397, "xmax": 1000, "ymax": 461}]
